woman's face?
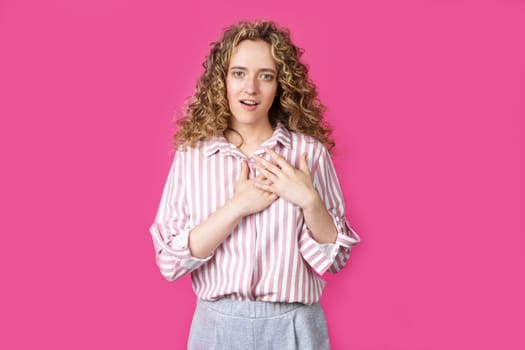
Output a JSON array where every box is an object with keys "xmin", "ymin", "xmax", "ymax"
[{"xmin": 226, "ymin": 39, "xmax": 278, "ymax": 129}]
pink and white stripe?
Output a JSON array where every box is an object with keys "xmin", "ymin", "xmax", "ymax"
[{"xmin": 150, "ymin": 124, "xmax": 360, "ymax": 304}]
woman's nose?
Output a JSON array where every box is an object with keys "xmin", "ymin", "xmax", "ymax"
[{"xmin": 243, "ymin": 76, "xmax": 258, "ymax": 94}]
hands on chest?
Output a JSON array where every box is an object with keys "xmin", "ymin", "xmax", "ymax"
[{"xmin": 230, "ymin": 148, "xmax": 319, "ymax": 217}]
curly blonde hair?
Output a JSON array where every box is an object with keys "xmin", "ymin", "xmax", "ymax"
[{"xmin": 174, "ymin": 20, "xmax": 334, "ymax": 151}]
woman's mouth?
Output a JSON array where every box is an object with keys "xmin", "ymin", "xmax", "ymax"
[
  {"xmin": 240, "ymin": 99, "xmax": 259, "ymax": 105},
  {"xmin": 240, "ymin": 99, "xmax": 259, "ymax": 110}
]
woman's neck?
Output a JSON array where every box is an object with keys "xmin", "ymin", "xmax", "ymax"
[{"xmin": 226, "ymin": 120, "xmax": 274, "ymax": 147}]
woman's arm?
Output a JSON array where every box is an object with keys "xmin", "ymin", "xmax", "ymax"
[
  {"xmin": 253, "ymin": 146, "xmax": 360, "ymax": 275},
  {"xmin": 188, "ymin": 160, "xmax": 277, "ymax": 259},
  {"xmin": 150, "ymin": 150, "xmax": 203, "ymax": 281},
  {"xmin": 254, "ymin": 149, "xmax": 338, "ymax": 243},
  {"xmin": 151, "ymin": 154, "xmax": 277, "ymax": 282},
  {"xmin": 301, "ymin": 192, "xmax": 338, "ymax": 244}
]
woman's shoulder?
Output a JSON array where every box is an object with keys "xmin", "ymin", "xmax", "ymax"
[
  {"xmin": 286, "ymin": 129, "xmax": 328, "ymax": 153},
  {"xmin": 173, "ymin": 136, "xmax": 223, "ymax": 159}
]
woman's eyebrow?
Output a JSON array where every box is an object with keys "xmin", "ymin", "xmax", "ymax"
[
  {"xmin": 229, "ymin": 66, "xmax": 276, "ymax": 74},
  {"xmin": 259, "ymin": 68, "xmax": 277, "ymax": 74}
]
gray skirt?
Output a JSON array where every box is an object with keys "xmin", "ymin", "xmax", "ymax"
[{"xmin": 187, "ymin": 298, "xmax": 331, "ymax": 350}]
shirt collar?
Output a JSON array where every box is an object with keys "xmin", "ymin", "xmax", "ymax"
[{"xmin": 203, "ymin": 122, "xmax": 292, "ymax": 158}]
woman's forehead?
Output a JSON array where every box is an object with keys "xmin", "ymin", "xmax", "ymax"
[{"xmin": 229, "ymin": 40, "xmax": 276, "ymax": 69}]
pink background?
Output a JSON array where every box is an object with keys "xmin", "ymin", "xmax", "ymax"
[{"xmin": 0, "ymin": 0, "xmax": 522, "ymax": 349}]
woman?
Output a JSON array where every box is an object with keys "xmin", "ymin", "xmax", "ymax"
[{"xmin": 150, "ymin": 20, "xmax": 360, "ymax": 350}]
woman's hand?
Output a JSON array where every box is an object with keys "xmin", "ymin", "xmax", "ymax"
[
  {"xmin": 229, "ymin": 160, "xmax": 278, "ymax": 217},
  {"xmin": 253, "ymin": 148, "xmax": 319, "ymax": 209},
  {"xmin": 188, "ymin": 161, "xmax": 276, "ymax": 259}
]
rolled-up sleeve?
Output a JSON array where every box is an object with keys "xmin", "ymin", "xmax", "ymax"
[
  {"xmin": 149, "ymin": 149, "xmax": 213, "ymax": 281},
  {"xmin": 298, "ymin": 145, "xmax": 360, "ymax": 275}
]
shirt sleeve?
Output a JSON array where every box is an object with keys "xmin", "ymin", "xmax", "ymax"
[
  {"xmin": 298, "ymin": 145, "xmax": 361, "ymax": 276},
  {"xmin": 149, "ymin": 149, "xmax": 213, "ymax": 282}
]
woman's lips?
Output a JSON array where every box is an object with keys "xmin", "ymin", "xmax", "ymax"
[{"xmin": 239, "ymin": 100, "xmax": 259, "ymax": 110}]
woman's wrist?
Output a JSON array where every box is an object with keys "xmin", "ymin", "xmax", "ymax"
[
  {"xmin": 300, "ymin": 189, "xmax": 322, "ymax": 211},
  {"xmin": 224, "ymin": 197, "xmax": 247, "ymax": 220}
]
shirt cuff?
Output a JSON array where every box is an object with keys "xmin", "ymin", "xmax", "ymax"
[
  {"xmin": 331, "ymin": 214, "xmax": 361, "ymax": 248},
  {"xmin": 150, "ymin": 226, "xmax": 213, "ymax": 270},
  {"xmin": 317, "ymin": 243, "xmax": 339, "ymax": 261},
  {"xmin": 298, "ymin": 214, "xmax": 360, "ymax": 276}
]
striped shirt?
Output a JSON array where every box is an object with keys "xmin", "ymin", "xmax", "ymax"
[{"xmin": 149, "ymin": 123, "xmax": 360, "ymax": 304}]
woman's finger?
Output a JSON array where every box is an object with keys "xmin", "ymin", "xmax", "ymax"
[
  {"xmin": 254, "ymin": 175, "xmax": 272, "ymax": 185},
  {"xmin": 265, "ymin": 148, "xmax": 293, "ymax": 172},
  {"xmin": 299, "ymin": 152, "xmax": 311, "ymax": 176},
  {"xmin": 255, "ymin": 164, "xmax": 278, "ymax": 182},
  {"xmin": 238, "ymin": 160, "xmax": 249, "ymax": 181},
  {"xmin": 254, "ymin": 155, "xmax": 279, "ymax": 169},
  {"xmin": 254, "ymin": 157, "xmax": 281, "ymax": 177},
  {"xmin": 254, "ymin": 181, "xmax": 273, "ymax": 193},
  {"xmin": 258, "ymin": 177, "xmax": 273, "ymax": 185}
]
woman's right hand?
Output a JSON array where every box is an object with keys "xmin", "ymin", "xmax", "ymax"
[{"xmin": 229, "ymin": 160, "xmax": 278, "ymax": 217}]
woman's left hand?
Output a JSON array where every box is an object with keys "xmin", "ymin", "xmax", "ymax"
[{"xmin": 253, "ymin": 148, "xmax": 318, "ymax": 209}]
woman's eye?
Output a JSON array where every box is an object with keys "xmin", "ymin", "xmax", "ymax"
[
  {"xmin": 232, "ymin": 71, "xmax": 244, "ymax": 78},
  {"xmin": 260, "ymin": 73, "xmax": 274, "ymax": 80}
]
